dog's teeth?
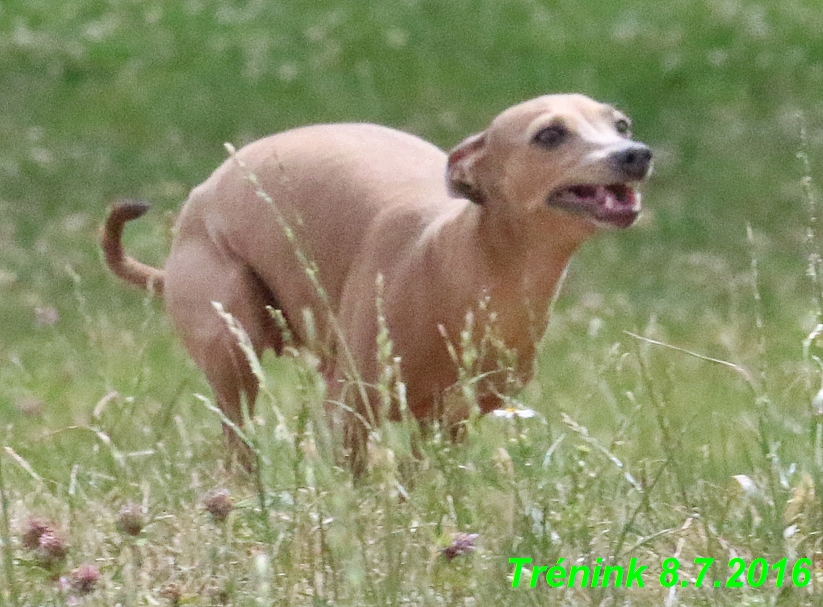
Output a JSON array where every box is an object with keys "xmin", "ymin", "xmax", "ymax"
[{"xmin": 600, "ymin": 186, "xmax": 616, "ymax": 209}]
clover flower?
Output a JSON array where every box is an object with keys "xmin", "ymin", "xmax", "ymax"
[
  {"xmin": 440, "ymin": 532, "xmax": 479, "ymax": 561},
  {"xmin": 118, "ymin": 503, "xmax": 146, "ymax": 537},
  {"xmin": 69, "ymin": 563, "xmax": 101, "ymax": 595},
  {"xmin": 203, "ymin": 488, "xmax": 234, "ymax": 522},
  {"xmin": 21, "ymin": 516, "xmax": 53, "ymax": 550},
  {"xmin": 36, "ymin": 530, "xmax": 68, "ymax": 570}
]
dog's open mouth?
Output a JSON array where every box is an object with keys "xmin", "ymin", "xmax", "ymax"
[{"xmin": 547, "ymin": 184, "xmax": 641, "ymax": 228}]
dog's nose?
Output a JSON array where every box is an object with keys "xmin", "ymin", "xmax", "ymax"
[{"xmin": 612, "ymin": 144, "xmax": 652, "ymax": 180}]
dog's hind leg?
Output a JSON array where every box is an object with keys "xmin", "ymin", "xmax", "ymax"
[{"xmin": 163, "ymin": 241, "xmax": 282, "ymax": 467}]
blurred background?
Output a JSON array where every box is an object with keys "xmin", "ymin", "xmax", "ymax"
[{"xmin": 2, "ymin": 0, "xmax": 823, "ymax": 475}]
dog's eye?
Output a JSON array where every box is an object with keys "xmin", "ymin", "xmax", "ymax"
[
  {"xmin": 532, "ymin": 123, "xmax": 568, "ymax": 148},
  {"xmin": 615, "ymin": 118, "xmax": 632, "ymax": 136}
]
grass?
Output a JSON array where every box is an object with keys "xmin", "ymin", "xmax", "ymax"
[{"xmin": 3, "ymin": 0, "xmax": 823, "ymax": 604}]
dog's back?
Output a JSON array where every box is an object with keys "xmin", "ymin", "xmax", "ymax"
[{"xmin": 168, "ymin": 124, "xmax": 456, "ymax": 351}]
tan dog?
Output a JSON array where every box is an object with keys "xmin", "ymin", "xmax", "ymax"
[{"xmin": 103, "ymin": 94, "xmax": 652, "ymax": 467}]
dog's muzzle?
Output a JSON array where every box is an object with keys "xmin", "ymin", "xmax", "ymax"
[
  {"xmin": 546, "ymin": 143, "xmax": 652, "ymax": 229},
  {"xmin": 610, "ymin": 144, "xmax": 653, "ymax": 182}
]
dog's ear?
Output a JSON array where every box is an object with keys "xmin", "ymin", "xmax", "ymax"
[{"xmin": 446, "ymin": 132, "xmax": 487, "ymax": 205}]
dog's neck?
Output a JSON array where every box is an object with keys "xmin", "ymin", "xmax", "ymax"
[
  {"xmin": 475, "ymin": 203, "xmax": 591, "ymax": 292},
  {"xmin": 430, "ymin": 201, "xmax": 592, "ymax": 348}
]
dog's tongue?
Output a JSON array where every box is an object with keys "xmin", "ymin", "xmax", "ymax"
[
  {"xmin": 567, "ymin": 185, "xmax": 599, "ymax": 200},
  {"xmin": 548, "ymin": 183, "xmax": 640, "ymax": 228}
]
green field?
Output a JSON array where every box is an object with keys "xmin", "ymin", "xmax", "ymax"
[{"xmin": 3, "ymin": 0, "xmax": 823, "ymax": 604}]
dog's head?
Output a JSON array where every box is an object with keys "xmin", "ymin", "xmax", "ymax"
[{"xmin": 447, "ymin": 94, "xmax": 652, "ymax": 230}]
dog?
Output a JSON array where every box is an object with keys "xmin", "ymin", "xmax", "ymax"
[{"xmin": 102, "ymin": 94, "xmax": 652, "ymax": 469}]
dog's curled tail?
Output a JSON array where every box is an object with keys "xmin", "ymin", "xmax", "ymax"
[{"xmin": 102, "ymin": 199, "xmax": 165, "ymax": 295}]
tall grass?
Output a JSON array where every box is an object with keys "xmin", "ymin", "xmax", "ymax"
[{"xmin": 3, "ymin": 0, "xmax": 823, "ymax": 605}]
